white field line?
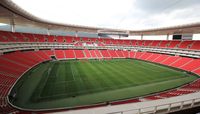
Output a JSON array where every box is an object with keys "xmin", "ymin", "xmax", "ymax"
[{"xmin": 70, "ymin": 62, "xmax": 76, "ymax": 81}]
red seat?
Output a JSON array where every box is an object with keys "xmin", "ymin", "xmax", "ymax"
[
  {"xmin": 64, "ymin": 50, "xmax": 75, "ymax": 59},
  {"xmin": 55, "ymin": 50, "xmax": 65, "ymax": 59},
  {"xmin": 74, "ymin": 50, "xmax": 85, "ymax": 59}
]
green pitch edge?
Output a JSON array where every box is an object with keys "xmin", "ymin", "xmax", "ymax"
[{"xmin": 9, "ymin": 59, "xmax": 198, "ymax": 110}]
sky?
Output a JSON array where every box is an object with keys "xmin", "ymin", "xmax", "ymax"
[{"xmin": 11, "ymin": 0, "xmax": 200, "ymax": 30}]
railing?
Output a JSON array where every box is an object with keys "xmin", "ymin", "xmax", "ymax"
[
  {"xmin": 107, "ymin": 98, "xmax": 200, "ymax": 114},
  {"xmin": 0, "ymin": 42, "xmax": 200, "ymax": 58}
]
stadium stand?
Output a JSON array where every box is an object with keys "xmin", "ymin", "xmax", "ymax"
[
  {"xmin": 93, "ymin": 50, "xmax": 102, "ymax": 59},
  {"xmin": 150, "ymin": 40, "xmax": 160, "ymax": 47},
  {"xmin": 122, "ymin": 51, "xmax": 129, "ymax": 58},
  {"xmin": 0, "ymin": 49, "xmax": 200, "ymax": 113},
  {"xmin": 55, "ymin": 50, "xmax": 65, "ymax": 59},
  {"xmin": 0, "ymin": 51, "xmax": 53, "ymax": 113},
  {"xmin": 170, "ymin": 57, "xmax": 193, "ymax": 68},
  {"xmin": 83, "ymin": 49, "xmax": 92, "ymax": 59},
  {"xmin": 64, "ymin": 50, "xmax": 75, "ymax": 59},
  {"xmin": 74, "ymin": 50, "xmax": 85, "ymax": 59},
  {"xmin": 116, "ymin": 50, "xmax": 125, "ymax": 58},
  {"xmin": 168, "ymin": 40, "xmax": 181, "ymax": 48},
  {"xmin": 0, "ymin": 30, "xmax": 200, "ymax": 113},
  {"xmin": 100, "ymin": 50, "xmax": 111, "ymax": 58},
  {"xmin": 1, "ymin": 30, "xmax": 200, "ymax": 51},
  {"xmin": 193, "ymin": 68, "xmax": 200, "ymax": 75},
  {"xmin": 108, "ymin": 50, "xmax": 118, "ymax": 58},
  {"xmin": 178, "ymin": 41, "xmax": 193, "ymax": 49},
  {"xmin": 181, "ymin": 59, "xmax": 200, "ymax": 71},
  {"xmin": 90, "ymin": 50, "xmax": 98, "ymax": 59},
  {"xmin": 159, "ymin": 40, "xmax": 169, "ymax": 48},
  {"xmin": 44, "ymin": 50, "xmax": 54, "ymax": 56},
  {"xmin": 161, "ymin": 56, "xmax": 180, "ymax": 66},
  {"xmin": 152, "ymin": 54, "xmax": 170, "ymax": 63},
  {"xmin": 190, "ymin": 41, "xmax": 200, "ymax": 50}
]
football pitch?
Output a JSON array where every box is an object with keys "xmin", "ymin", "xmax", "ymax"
[{"xmin": 10, "ymin": 59, "xmax": 198, "ymax": 110}]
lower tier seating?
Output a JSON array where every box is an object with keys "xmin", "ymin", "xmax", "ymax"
[
  {"xmin": 74, "ymin": 50, "xmax": 85, "ymax": 59},
  {"xmin": 55, "ymin": 50, "xmax": 65, "ymax": 59}
]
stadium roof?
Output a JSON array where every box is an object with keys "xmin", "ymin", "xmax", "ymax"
[{"xmin": 0, "ymin": 0, "xmax": 200, "ymax": 35}]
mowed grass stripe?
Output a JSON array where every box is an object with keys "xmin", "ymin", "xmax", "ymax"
[
  {"xmin": 93, "ymin": 61, "xmax": 131, "ymax": 89},
  {"xmin": 41, "ymin": 60, "xmax": 193, "ymax": 98},
  {"xmin": 29, "ymin": 75, "xmax": 197, "ymax": 109},
  {"xmin": 107, "ymin": 60, "xmax": 169, "ymax": 84},
  {"xmin": 87, "ymin": 61, "xmax": 117, "ymax": 90},
  {"xmin": 11, "ymin": 59, "xmax": 198, "ymax": 109},
  {"xmin": 118, "ymin": 60, "xmax": 184, "ymax": 82},
  {"xmin": 68, "ymin": 62, "xmax": 87, "ymax": 95},
  {"xmin": 97, "ymin": 61, "xmax": 133, "ymax": 86},
  {"xmin": 107, "ymin": 60, "xmax": 149, "ymax": 83},
  {"xmin": 80, "ymin": 61, "xmax": 110, "ymax": 90},
  {"xmin": 40, "ymin": 62, "xmax": 57, "ymax": 97},
  {"xmin": 76, "ymin": 62, "xmax": 106, "ymax": 92}
]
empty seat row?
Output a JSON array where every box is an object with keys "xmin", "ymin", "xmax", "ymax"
[{"xmin": 1, "ymin": 31, "xmax": 200, "ymax": 50}]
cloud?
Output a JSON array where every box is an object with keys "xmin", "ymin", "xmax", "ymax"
[
  {"xmin": 118, "ymin": 0, "xmax": 200, "ymax": 29},
  {"xmin": 132, "ymin": 0, "xmax": 200, "ymax": 14},
  {"xmin": 11, "ymin": 0, "xmax": 200, "ymax": 30}
]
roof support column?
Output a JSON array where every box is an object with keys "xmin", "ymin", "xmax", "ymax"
[
  {"xmin": 166, "ymin": 34, "xmax": 169, "ymax": 40},
  {"xmin": 75, "ymin": 31, "xmax": 78, "ymax": 37},
  {"xmin": 47, "ymin": 29, "xmax": 50, "ymax": 35},
  {"xmin": 141, "ymin": 34, "xmax": 143, "ymax": 40},
  {"xmin": 10, "ymin": 18, "xmax": 15, "ymax": 32}
]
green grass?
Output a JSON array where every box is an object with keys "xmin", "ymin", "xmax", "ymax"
[{"xmin": 10, "ymin": 59, "xmax": 198, "ymax": 110}]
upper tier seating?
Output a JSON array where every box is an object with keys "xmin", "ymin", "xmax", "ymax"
[
  {"xmin": 143, "ymin": 40, "xmax": 152, "ymax": 46},
  {"xmin": 168, "ymin": 41, "xmax": 181, "ymax": 48},
  {"xmin": 1, "ymin": 31, "xmax": 200, "ymax": 51},
  {"xmin": 150, "ymin": 41, "xmax": 160, "ymax": 47},
  {"xmin": 159, "ymin": 41, "xmax": 170, "ymax": 48},
  {"xmin": 190, "ymin": 41, "xmax": 200, "ymax": 50},
  {"xmin": 178, "ymin": 41, "xmax": 193, "ymax": 49}
]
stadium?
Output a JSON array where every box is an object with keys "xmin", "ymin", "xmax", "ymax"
[{"xmin": 0, "ymin": 0, "xmax": 200, "ymax": 114}]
